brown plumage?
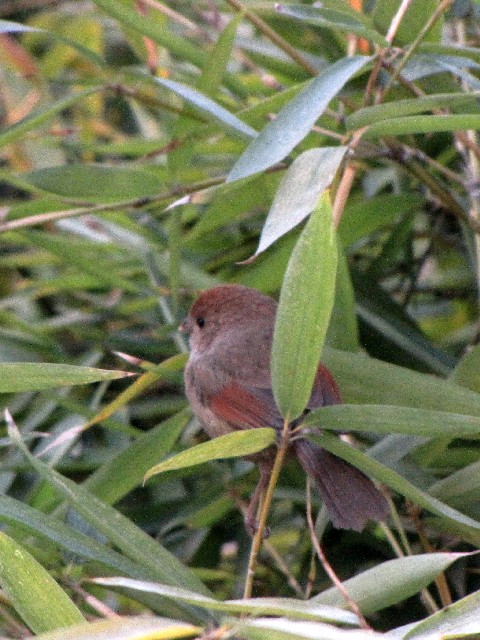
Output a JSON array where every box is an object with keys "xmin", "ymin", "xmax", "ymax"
[{"xmin": 180, "ymin": 284, "xmax": 388, "ymax": 532}]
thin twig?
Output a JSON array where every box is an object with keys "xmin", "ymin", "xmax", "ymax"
[
  {"xmin": 382, "ymin": 0, "xmax": 454, "ymax": 99},
  {"xmin": 223, "ymin": 0, "xmax": 318, "ymax": 76},
  {"xmin": 364, "ymin": 0, "xmax": 413, "ymax": 105},
  {"xmin": 305, "ymin": 479, "xmax": 371, "ymax": 630},
  {"xmin": 233, "ymin": 493, "xmax": 304, "ymax": 597},
  {"xmin": 332, "ymin": 129, "xmax": 365, "ymax": 227},
  {"xmin": 0, "ymin": 177, "xmax": 223, "ymax": 234},
  {"xmin": 243, "ymin": 418, "xmax": 291, "ymax": 599}
]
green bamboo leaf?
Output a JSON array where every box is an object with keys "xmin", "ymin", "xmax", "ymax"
[
  {"xmin": 346, "ymin": 92, "xmax": 480, "ymax": 130},
  {"xmin": 33, "ymin": 616, "xmax": 201, "ymax": 640},
  {"xmin": 304, "ymin": 404, "xmax": 480, "ymax": 438},
  {"xmin": 325, "ymin": 242, "xmax": 359, "ymax": 352},
  {"xmin": 92, "ymin": 577, "xmax": 358, "ymax": 625},
  {"xmin": 198, "ymin": 13, "xmax": 244, "ymax": 97},
  {"xmin": 450, "ymin": 344, "xmax": 480, "ymax": 394},
  {"xmin": 8, "ymin": 419, "xmax": 211, "ymax": 597},
  {"xmin": 144, "ymin": 428, "xmax": 275, "ymax": 481},
  {"xmin": 237, "ymin": 618, "xmax": 378, "ymax": 640},
  {"xmin": 339, "ymin": 194, "xmax": 422, "ymax": 247},
  {"xmin": 22, "ymin": 165, "xmax": 164, "ymax": 203},
  {"xmin": 18, "ymin": 231, "xmax": 140, "ymax": 293},
  {"xmin": 152, "ymin": 78, "xmax": 257, "ymax": 140},
  {"xmin": 251, "ymin": 147, "xmax": 347, "ymax": 257},
  {"xmin": 84, "ymin": 409, "xmax": 189, "ymax": 504},
  {"xmin": 227, "ymin": 56, "xmax": 370, "ymax": 183},
  {"xmin": 364, "ymin": 114, "xmax": 480, "ymax": 139},
  {"xmin": 314, "ymin": 553, "xmax": 467, "ymax": 614},
  {"xmin": 272, "ymin": 193, "xmax": 338, "ymax": 420},
  {"xmin": 372, "ymin": 0, "xmax": 443, "ymax": 46},
  {"xmin": 0, "ymin": 363, "xmax": 132, "ymax": 393},
  {"xmin": 0, "ymin": 87, "xmax": 102, "ymax": 149},
  {"xmin": 0, "ymin": 532, "xmax": 84, "ymax": 633},
  {"xmin": 275, "ymin": 4, "xmax": 388, "ymax": 46},
  {"xmin": 82, "ymin": 354, "xmax": 188, "ymax": 431},
  {"xmin": 322, "ymin": 347, "xmax": 480, "ymax": 416},
  {"xmin": 0, "ymin": 494, "xmax": 161, "ymax": 580},
  {"xmin": 429, "ymin": 459, "xmax": 480, "ymax": 502},
  {"xmin": 404, "ymin": 591, "xmax": 480, "ymax": 639},
  {"xmin": 307, "ymin": 431, "xmax": 480, "ymax": 538},
  {"xmin": 92, "ymin": 0, "xmax": 205, "ymax": 67}
]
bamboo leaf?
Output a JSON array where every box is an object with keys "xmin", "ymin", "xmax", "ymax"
[
  {"xmin": 33, "ymin": 616, "xmax": 201, "ymax": 640},
  {"xmin": 0, "ymin": 363, "xmax": 132, "ymax": 393},
  {"xmin": 144, "ymin": 428, "xmax": 275, "ymax": 480},
  {"xmin": 304, "ymin": 404, "xmax": 480, "ymax": 438},
  {"xmin": 314, "ymin": 553, "xmax": 468, "ymax": 614},
  {"xmin": 0, "ymin": 532, "xmax": 84, "ymax": 633},
  {"xmin": 227, "ymin": 56, "xmax": 370, "ymax": 182},
  {"xmin": 272, "ymin": 193, "xmax": 338, "ymax": 420},
  {"xmin": 251, "ymin": 147, "xmax": 347, "ymax": 257}
]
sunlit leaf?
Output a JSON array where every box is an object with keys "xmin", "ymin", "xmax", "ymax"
[
  {"xmin": 227, "ymin": 56, "xmax": 370, "ymax": 182},
  {"xmin": 144, "ymin": 428, "xmax": 275, "ymax": 480},
  {"xmin": 33, "ymin": 616, "xmax": 201, "ymax": 640},
  {"xmin": 272, "ymin": 193, "xmax": 338, "ymax": 420},
  {"xmin": 251, "ymin": 147, "xmax": 346, "ymax": 257}
]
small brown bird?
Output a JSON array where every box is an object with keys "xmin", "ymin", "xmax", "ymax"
[{"xmin": 180, "ymin": 284, "xmax": 388, "ymax": 532}]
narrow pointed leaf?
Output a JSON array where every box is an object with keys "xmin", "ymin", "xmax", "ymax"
[
  {"xmin": 304, "ymin": 404, "xmax": 480, "ymax": 437},
  {"xmin": 237, "ymin": 618, "xmax": 381, "ymax": 640},
  {"xmin": 364, "ymin": 114, "xmax": 480, "ymax": 139},
  {"xmin": 252, "ymin": 147, "xmax": 347, "ymax": 257},
  {"xmin": 33, "ymin": 616, "xmax": 201, "ymax": 640},
  {"xmin": 307, "ymin": 431, "xmax": 480, "ymax": 537},
  {"xmin": 322, "ymin": 347, "xmax": 480, "ymax": 416},
  {"xmin": 346, "ymin": 91, "xmax": 480, "ymax": 130},
  {"xmin": 227, "ymin": 56, "xmax": 370, "ymax": 182},
  {"xmin": 314, "ymin": 553, "xmax": 467, "ymax": 614},
  {"xmin": 275, "ymin": 4, "xmax": 388, "ymax": 47},
  {"xmin": 23, "ymin": 165, "xmax": 164, "ymax": 203},
  {"xmin": 85, "ymin": 409, "xmax": 189, "ymax": 504},
  {"xmin": 152, "ymin": 77, "xmax": 257, "ymax": 140},
  {"xmin": 272, "ymin": 193, "xmax": 338, "ymax": 420},
  {"xmin": 92, "ymin": 577, "xmax": 358, "ymax": 625},
  {"xmin": 8, "ymin": 422, "xmax": 211, "ymax": 597},
  {"xmin": 0, "ymin": 363, "xmax": 132, "ymax": 393},
  {"xmin": 144, "ymin": 428, "xmax": 275, "ymax": 481},
  {"xmin": 0, "ymin": 532, "xmax": 84, "ymax": 633},
  {"xmin": 0, "ymin": 494, "xmax": 173, "ymax": 581},
  {"xmin": 404, "ymin": 591, "xmax": 480, "ymax": 639}
]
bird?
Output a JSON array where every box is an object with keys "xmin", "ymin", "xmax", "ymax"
[{"xmin": 179, "ymin": 283, "xmax": 388, "ymax": 533}]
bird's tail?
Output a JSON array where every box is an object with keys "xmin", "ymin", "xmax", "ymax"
[{"xmin": 294, "ymin": 439, "xmax": 389, "ymax": 531}]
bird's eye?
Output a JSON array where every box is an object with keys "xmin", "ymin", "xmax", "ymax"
[{"xmin": 196, "ymin": 317, "xmax": 205, "ymax": 328}]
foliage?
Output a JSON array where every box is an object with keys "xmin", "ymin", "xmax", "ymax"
[{"xmin": 1, "ymin": 0, "xmax": 480, "ymax": 638}]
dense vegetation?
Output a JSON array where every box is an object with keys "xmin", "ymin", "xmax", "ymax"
[{"xmin": 2, "ymin": 0, "xmax": 480, "ymax": 637}]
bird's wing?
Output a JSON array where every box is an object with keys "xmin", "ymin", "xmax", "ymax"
[
  {"xmin": 208, "ymin": 363, "xmax": 340, "ymax": 430},
  {"xmin": 209, "ymin": 381, "xmax": 283, "ymax": 431},
  {"xmin": 308, "ymin": 364, "xmax": 342, "ymax": 408}
]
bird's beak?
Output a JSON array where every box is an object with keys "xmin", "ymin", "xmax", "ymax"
[{"xmin": 178, "ymin": 317, "xmax": 189, "ymax": 333}]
